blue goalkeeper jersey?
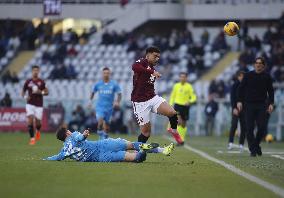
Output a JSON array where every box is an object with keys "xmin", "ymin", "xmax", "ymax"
[{"xmin": 45, "ymin": 132, "xmax": 99, "ymax": 162}]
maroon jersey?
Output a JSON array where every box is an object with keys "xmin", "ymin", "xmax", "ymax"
[
  {"xmin": 23, "ymin": 78, "xmax": 46, "ymax": 107},
  {"xmin": 131, "ymin": 58, "xmax": 156, "ymax": 102}
]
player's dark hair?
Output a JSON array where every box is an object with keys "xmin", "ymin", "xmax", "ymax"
[
  {"xmin": 56, "ymin": 127, "xmax": 67, "ymax": 141},
  {"xmin": 179, "ymin": 72, "xmax": 188, "ymax": 77},
  {"xmin": 32, "ymin": 65, "xmax": 40, "ymax": 70},
  {"xmin": 236, "ymin": 70, "xmax": 245, "ymax": 77},
  {"xmin": 146, "ymin": 46, "xmax": 160, "ymax": 54},
  {"xmin": 102, "ymin": 67, "xmax": 110, "ymax": 71},
  {"xmin": 255, "ymin": 57, "xmax": 266, "ymax": 66}
]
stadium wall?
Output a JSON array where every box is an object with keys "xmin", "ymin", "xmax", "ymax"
[{"xmin": 0, "ymin": 3, "xmax": 283, "ymax": 21}]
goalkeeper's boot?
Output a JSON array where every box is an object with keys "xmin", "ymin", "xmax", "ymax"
[
  {"xmin": 167, "ymin": 128, "xmax": 183, "ymax": 144},
  {"xmin": 139, "ymin": 143, "xmax": 159, "ymax": 152},
  {"xmin": 163, "ymin": 143, "xmax": 174, "ymax": 156},
  {"xmin": 35, "ymin": 130, "xmax": 41, "ymax": 141},
  {"xmin": 135, "ymin": 151, "xmax": 147, "ymax": 163}
]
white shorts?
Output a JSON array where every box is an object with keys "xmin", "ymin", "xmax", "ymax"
[
  {"xmin": 26, "ymin": 104, "xmax": 43, "ymax": 120},
  {"xmin": 132, "ymin": 95, "xmax": 166, "ymax": 126}
]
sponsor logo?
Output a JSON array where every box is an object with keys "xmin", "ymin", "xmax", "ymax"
[{"xmin": 0, "ymin": 112, "xmax": 26, "ymax": 126}]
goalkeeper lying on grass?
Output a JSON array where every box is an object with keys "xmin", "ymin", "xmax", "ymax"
[{"xmin": 43, "ymin": 127, "xmax": 174, "ymax": 163}]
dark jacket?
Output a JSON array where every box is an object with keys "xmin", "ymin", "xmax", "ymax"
[
  {"xmin": 237, "ymin": 71, "xmax": 274, "ymax": 104},
  {"xmin": 204, "ymin": 100, "xmax": 219, "ymax": 117},
  {"xmin": 230, "ymin": 80, "xmax": 240, "ymax": 108}
]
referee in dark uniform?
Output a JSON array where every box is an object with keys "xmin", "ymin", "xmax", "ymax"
[{"xmin": 237, "ymin": 57, "xmax": 274, "ymax": 157}]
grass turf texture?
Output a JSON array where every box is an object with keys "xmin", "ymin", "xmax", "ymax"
[{"xmin": 0, "ymin": 133, "xmax": 283, "ymax": 198}]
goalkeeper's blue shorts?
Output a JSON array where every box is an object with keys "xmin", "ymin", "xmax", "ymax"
[{"xmin": 90, "ymin": 138, "xmax": 127, "ymax": 162}]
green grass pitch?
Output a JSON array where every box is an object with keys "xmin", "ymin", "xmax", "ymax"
[{"xmin": 0, "ymin": 132, "xmax": 283, "ymax": 198}]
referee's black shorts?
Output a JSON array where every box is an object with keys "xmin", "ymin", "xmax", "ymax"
[{"xmin": 174, "ymin": 104, "xmax": 190, "ymax": 121}]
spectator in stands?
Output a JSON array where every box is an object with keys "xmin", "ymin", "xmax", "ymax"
[
  {"xmin": 209, "ymin": 80, "xmax": 218, "ymax": 95},
  {"xmin": 110, "ymin": 106, "xmax": 126, "ymax": 134},
  {"xmin": 102, "ymin": 30, "xmax": 112, "ymax": 45},
  {"xmin": 56, "ymin": 43, "xmax": 67, "ymax": 63},
  {"xmin": 216, "ymin": 80, "xmax": 226, "ymax": 98},
  {"xmin": 271, "ymin": 65, "xmax": 281, "ymax": 82},
  {"xmin": 8, "ymin": 34, "xmax": 20, "ymax": 50},
  {"xmin": 1, "ymin": 70, "xmax": 12, "ymax": 84},
  {"xmin": 244, "ymin": 35, "xmax": 254, "ymax": 49},
  {"xmin": 263, "ymin": 25, "xmax": 272, "ymax": 44},
  {"xmin": 62, "ymin": 29, "xmax": 78, "ymax": 44},
  {"xmin": 252, "ymin": 35, "xmax": 261, "ymax": 51},
  {"xmin": 0, "ymin": 35, "xmax": 6, "ymax": 58},
  {"xmin": 67, "ymin": 45, "xmax": 78, "ymax": 57},
  {"xmin": 11, "ymin": 72, "xmax": 19, "ymax": 83},
  {"xmin": 204, "ymin": 94, "xmax": 219, "ymax": 136},
  {"xmin": 24, "ymin": 21, "xmax": 36, "ymax": 50},
  {"xmin": 66, "ymin": 64, "xmax": 77, "ymax": 79},
  {"xmin": 127, "ymin": 38, "xmax": 139, "ymax": 52},
  {"xmin": 49, "ymin": 64, "xmax": 67, "ymax": 79},
  {"xmin": 280, "ymin": 11, "xmax": 284, "ymax": 27},
  {"xmin": 85, "ymin": 111, "xmax": 98, "ymax": 133},
  {"xmin": 52, "ymin": 30, "xmax": 63, "ymax": 44},
  {"xmin": 212, "ymin": 31, "xmax": 228, "ymax": 51},
  {"xmin": 68, "ymin": 105, "xmax": 86, "ymax": 131},
  {"xmin": 192, "ymin": 42, "xmax": 204, "ymax": 57},
  {"xmin": 43, "ymin": 21, "xmax": 53, "ymax": 43},
  {"xmin": 0, "ymin": 92, "xmax": 12, "ymax": 107},
  {"xmin": 201, "ymin": 29, "xmax": 209, "ymax": 46},
  {"xmin": 89, "ymin": 25, "xmax": 97, "ymax": 35},
  {"xmin": 0, "ymin": 34, "xmax": 8, "ymax": 58},
  {"xmin": 80, "ymin": 29, "xmax": 90, "ymax": 41},
  {"xmin": 239, "ymin": 49, "xmax": 254, "ymax": 66},
  {"xmin": 238, "ymin": 21, "xmax": 248, "ymax": 50}
]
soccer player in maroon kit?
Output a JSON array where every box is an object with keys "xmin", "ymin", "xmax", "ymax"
[
  {"xmin": 131, "ymin": 46, "xmax": 183, "ymax": 144},
  {"xmin": 21, "ymin": 65, "xmax": 48, "ymax": 145}
]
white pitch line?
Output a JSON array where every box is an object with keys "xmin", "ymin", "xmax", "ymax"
[
  {"xmin": 271, "ymin": 155, "xmax": 284, "ymax": 160},
  {"xmin": 164, "ymin": 136, "xmax": 284, "ymax": 197}
]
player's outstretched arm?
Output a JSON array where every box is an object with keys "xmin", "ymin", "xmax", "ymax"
[{"xmin": 44, "ymin": 149, "xmax": 66, "ymax": 161}]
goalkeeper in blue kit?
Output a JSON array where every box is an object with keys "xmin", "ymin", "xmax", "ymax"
[{"xmin": 44, "ymin": 127, "xmax": 174, "ymax": 163}]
